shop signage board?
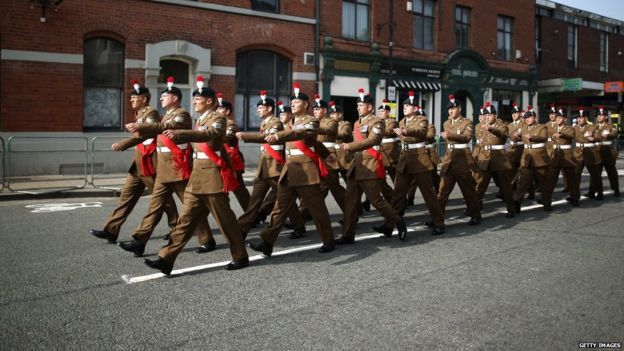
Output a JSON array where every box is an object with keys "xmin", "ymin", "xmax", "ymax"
[{"xmin": 561, "ymin": 78, "xmax": 583, "ymax": 91}]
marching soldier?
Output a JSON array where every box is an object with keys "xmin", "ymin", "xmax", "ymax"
[
  {"xmin": 387, "ymin": 92, "xmax": 444, "ymax": 237},
  {"xmin": 474, "ymin": 102, "xmax": 516, "ymax": 217},
  {"xmin": 335, "ymin": 88, "xmax": 407, "ymax": 244},
  {"xmin": 120, "ymin": 77, "xmax": 215, "ymax": 256},
  {"xmin": 249, "ymin": 83, "xmax": 336, "ymax": 257},
  {"xmin": 235, "ymin": 93, "xmax": 306, "ymax": 239},
  {"xmin": 507, "ymin": 104, "xmax": 525, "ymax": 186},
  {"xmin": 143, "ymin": 82, "xmax": 249, "ymax": 274},
  {"xmin": 217, "ymin": 93, "xmax": 250, "ymax": 211},
  {"xmin": 547, "ymin": 108, "xmax": 580, "ymax": 207},
  {"xmin": 378, "ymin": 98, "xmax": 400, "ymax": 201},
  {"xmin": 90, "ymin": 80, "xmax": 178, "ymax": 243},
  {"xmin": 595, "ymin": 106, "xmax": 620, "ymax": 197},
  {"xmin": 574, "ymin": 107, "xmax": 604, "ymax": 200},
  {"xmin": 512, "ymin": 107, "xmax": 553, "ymax": 212},
  {"xmin": 331, "ymin": 101, "xmax": 353, "ymax": 182},
  {"xmin": 435, "ymin": 95, "xmax": 482, "ymax": 225},
  {"xmin": 425, "ymin": 108, "xmax": 441, "ymax": 194},
  {"xmin": 546, "ymin": 104, "xmax": 567, "ymax": 193}
]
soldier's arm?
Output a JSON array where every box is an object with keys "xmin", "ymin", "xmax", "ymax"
[
  {"xmin": 240, "ymin": 131, "xmax": 266, "ymax": 143},
  {"xmin": 531, "ymin": 125, "xmax": 548, "ymax": 142},
  {"xmin": 337, "ymin": 122, "xmax": 353, "ymax": 140},
  {"xmin": 175, "ymin": 116, "xmax": 226, "ymax": 143},
  {"xmin": 318, "ymin": 119, "xmax": 338, "ymax": 136},
  {"xmin": 404, "ymin": 120, "xmax": 428, "ymax": 139},
  {"xmin": 348, "ymin": 121, "xmax": 384, "ymax": 152},
  {"xmin": 559, "ymin": 126, "xmax": 575, "ymax": 140},
  {"xmin": 603, "ymin": 125, "xmax": 618, "ymax": 140},
  {"xmin": 275, "ymin": 119, "xmax": 319, "ymax": 142},
  {"xmin": 137, "ymin": 111, "xmax": 192, "ymax": 137},
  {"xmin": 223, "ymin": 120, "xmax": 239, "ymax": 144},
  {"xmin": 385, "ymin": 120, "xmax": 399, "ymax": 137},
  {"xmin": 489, "ymin": 124, "xmax": 508, "ymax": 138},
  {"xmin": 315, "ymin": 141, "xmax": 331, "ymax": 158},
  {"xmin": 115, "ymin": 136, "xmax": 146, "ymax": 150},
  {"xmin": 446, "ymin": 121, "xmax": 473, "ymax": 143},
  {"xmin": 426, "ymin": 124, "xmax": 437, "ymax": 143}
]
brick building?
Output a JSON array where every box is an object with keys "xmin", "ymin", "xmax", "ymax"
[
  {"xmin": 536, "ymin": 0, "xmax": 624, "ymax": 123},
  {"xmin": 319, "ymin": 0, "xmax": 538, "ymax": 129}
]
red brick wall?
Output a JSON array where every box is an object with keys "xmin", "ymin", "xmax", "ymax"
[{"xmin": 1, "ymin": 0, "xmax": 316, "ymax": 132}]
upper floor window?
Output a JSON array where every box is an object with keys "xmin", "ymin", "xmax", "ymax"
[
  {"xmin": 342, "ymin": 0, "xmax": 370, "ymax": 41},
  {"xmin": 497, "ymin": 16, "xmax": 513, "ymax": 61},
  {"xmin": 413, "ymin": 0, "xmax": 435, "ymax": 50},
  {"xmin": 455, "ymin": 6, "xmax": 471, "ymax": 49},
  {"xmin": 236, "ymin": 50, "xmax": 291, "ymax": 130},
  {"xmin": 600, "ymin": 32, "xmax": 608, "ymax": 72},
  {"xmin": 84, "ymin": 37, "xmax": 124, "ymax": 130},
  {"xmin": 251, "ymin": 0, "xmax": 279, "ymax": 13},
  {"xmin": 567, "ymin": 24, "xmax": 576, "ymax": 67}
]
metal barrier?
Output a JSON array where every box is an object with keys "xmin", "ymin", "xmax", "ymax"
[
  {"xmin": 89, "ymin": 136, "xmax": 133, "ymax": 191},
  {"xmin": 0, "ymin": 136, "xmax": 5, "ymax": 192},
  {"xmin": 6, "ymin": 136, "xmax": 88, "ymax": 194}
]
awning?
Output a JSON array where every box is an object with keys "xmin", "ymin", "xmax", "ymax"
[{"xmin": 392, "ymin": 80, "xmax": 441, "ymax": 91}]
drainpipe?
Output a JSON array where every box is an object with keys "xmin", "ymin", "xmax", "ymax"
[
  {"xmin": 388, "ymin": 0, "xmax": 394, "ymax": 101},
  {"xmin": 315, "ymin": 0, "xmax": 320, "ymax": 93}
]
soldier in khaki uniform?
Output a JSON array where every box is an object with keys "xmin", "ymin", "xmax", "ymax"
[
  {"xmin": 595, "ymin": 106, "xmax": 620, "ymax": 197},
  {"xmin": 143, "ymin": 84, "xmax": 249, "ymax": 274},
  {"xmin": 331, "ymin": 101, "xmax": 353, "ymax": 182},
  {"xmin": 507, "ymin": 104, "xmax": 526, "ymax": 188},
  {"xmin": 512, "ymin": 108, "xmax": 553, "ymax": 212},
  {"xmin": 386, "ymin": 94, "xmax": 444, "ymax": 237},
  {"xmin": 216, "ymin": 94, "xmax": 250, "ymax": 211},
  {"xmin": 249, "ymin": 84, "xmax": 335, "ymax": 257},
  {"xmin": 474, "ymin": 102, "xmax": 516, "ymax": 217},
  {"xmin": 546, "ymin": 104, "xmax": 567, "ymax": 193},
  {"xmin": 90, "ymin": 81, "xmax": 179, "ymax": 243},
  {"xmin": 547, "ymin": 108, "xmax": 580, "ymax": 206},
  {"xmin": 435, "ymin": 95, "xmax": 482, "ymax": 225},
  {"xmin": 236, "ymin": 95, "xmax": 306, "ymax": 239},
  {"xmin": 574, "ymin": 108, "xmax": 604, "ymax": 200},
  {"xmin": 425, "ymin": 110, "xmax": 441, "ymax": 194},
  {"xmin": 378, "ymin": 99, "xmax": 400, "ymax": 201},
  {"xmin": 120, "ymin": 77, "xmax": 214, "ymax": 256},
  {"xmin": 336, "ymin": 89, "xmax": 406, "ymax": 244}
]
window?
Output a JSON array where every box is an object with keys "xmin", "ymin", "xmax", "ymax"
[
  {"xmin": 567, "ymin": 24, "xmax": 576, "ymax": 66},
  {"xmin": 497, "ymin": 16, "xmax": 513, "ymax": 61},
  {"xmin": 158, "ymin": 59, "xmax": 192, "ymax": 116},
  {"xmin": 342, "ymin": 0, "xmax": 370, "ymax": 41},
  {"xmin": 236, "ymin": 51, "xmax": 291, "ymax": 130},
  {"xmin": 413, "ymin": 0, "xmax": 435, "ymax": 50},
  {"xmin": 535, "ymin": 16, "xmax": 541, "ymax": 62},
  {"xmin": 251, "ymin": 0, "xmax": 279, "ymax": 13},
  {"xmin": 600, "ymin": 32, "xmax": 608, "ymax": 72},
  {"xmin": 455, "ymin": 6, "xmax": 470, "ymax": 49},
  {"xmin": 84, "ymin": 37, "xmax": 124, "ymax": 129}
]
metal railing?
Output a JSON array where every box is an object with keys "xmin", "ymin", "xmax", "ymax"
[
  {"xmin": 6, "ymin": 136, "xmax": 88, "ymax": 195},
  {"xmin": 89, "ymin": 136, "xmax": 134, "ymax": 191}
]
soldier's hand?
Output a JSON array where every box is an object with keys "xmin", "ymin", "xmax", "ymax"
[
  {"xmin": 523, "ymin": 133, "xmax": 531, "ymax": 140},
  {"xmin": 163, "ymin": 129, "xmax": 177, "ymax": 139},
  {"xmin": 126, "ymin": 123, "xmax": 138, "ymax": 133},
  {"xmin": 235, "ymin": 132, "xmax": 244, "ymax": 141},
  {"xmin": 326, "ymin": 154, "xmax": 337, "ymax": 163},
  {"xmin": 265, "ymin": 134, "xmax": 278, "ymax": 143},
  {"xmin": 341, "ymin": 143, "xmax": 351, "ymax": 151},
  {"xmin": 393, "ymin": 128, "xmax": 403, "ymax": 136},
  {"xmin": 111, "ymin": 143, "xmax": 123, "ymax": 151}
]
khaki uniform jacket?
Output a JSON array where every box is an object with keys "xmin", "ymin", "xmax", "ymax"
[
  {"xmin": 136, "ymin": 106, "xmax": 193, "ymax": 183},
  {"xmin": 274, "ymin": 114, "xmax": 325, "ymax": 187},
  {"xmin": 426, "ymin": 123, "xmax": 440, "ymax": 165},
  {"xmin": 396, "ymin": 114, "xmax": 434, "ymax": 174},
  {"xmin": 241, "ymin": 115, "xmax": 285, "ymax": 179},
  {"xmin": 336, "ymin": 120, "xmax": 353, "ymax": 171},
  {"xmin": 224, "ymin": 118, "xmax": 245, "ymax": 167},
  {"xmin": 545, "ymin": 121, "xmax": 557, "ymax": 157},
  {"xmin": 507, "ymin": 119, "xmax": 525, "ymax": 164},
  {"xmin": 573, "ymin": 124, "xmax": 602, "ymax": 166},
  {"xmin": 346, "ymin": 113, "xmax": 386, "ymax": 180},
  {"xmin": 440, "ymin": 117, "xmax": 476, "ymax": 176},
  {"xmin": 597, "ymin": 122, "xmax": 618, "ymax": 161},
  {"xmin": 173, "ymin": 110, "xmax": 231, "ymax": 194},
  {"xmin": 116, "ymin": 106, "xmax": 161, "ymax": 177},
  {"xmin": 381, "ymin": 118, "xmax": 400, "ymax": 166},
  {"xmin": 318, "ymin": 117, "xmax": 340, "ymax": 169},
  {"xmin": 549, "ymin": 124, "xmax": 577, "ymax": 168},
  {"xmin": 476, "ymin": 121, "xmax": 512, "ymax": 171},
  {"xmin": 519, "ymin": 123, "xmax": 550, "ymax": 168},
  {"xmin": 472, "ymin": 122, "xmax": 483, "ymax": 160}
]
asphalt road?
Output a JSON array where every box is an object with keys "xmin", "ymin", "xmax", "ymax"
[{"xmin": 1, "ymin": 173, "xmax": 623, "ymax": 350}]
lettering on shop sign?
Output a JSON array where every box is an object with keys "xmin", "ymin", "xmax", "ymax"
[{"xmin": 451, "ymin": 69, "xmax": 478, "ymax": 78}]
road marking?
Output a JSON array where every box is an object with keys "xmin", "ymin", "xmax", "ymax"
[
  {"xmin": 26, "ymin": 202, "xmax": 103, "ymax": 213},
  {"xmin": 121, "ymin": 190, "xmax": 617, "ymax": 284}
]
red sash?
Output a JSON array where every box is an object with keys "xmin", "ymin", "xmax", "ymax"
[
  {"xmin": 158, "ymin": 135, "xmax": 192, "ymax": 180},
  {"xmin": 135, "ymin": 139, "xmax": 157, "ymax": 177},
  {"xmin": 196, "ymin": 143, "xmax": 239, "ymax": 192},
  {"xmin": 262, "ymin": 143, "xmax": 285, "ymax": 165},
  {"xmin": 354, "ymin": 121, "xmax": 385, "ymax": 179},
  {"xmin": 223, "ymin": 143, "xmax": 245, "ymax": 172},
  {"xmin": 292, "ymin": 140, "xmax": 328, "ymax": 179}
]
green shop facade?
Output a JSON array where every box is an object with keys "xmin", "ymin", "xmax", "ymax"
[{"xmin": 321, "ymin": 39, "xmax": 537, "ymax": 131}]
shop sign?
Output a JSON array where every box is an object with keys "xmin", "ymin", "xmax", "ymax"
[
  {"xmin": 387, "ymin": 102, "xmax": 398, "ymax": 118},
  {"xmin": 335, "ymin": 60, "xmax": 370, "ymax": 72},
  {"xmin": 451, "ymin": 68, "xmax": 479, "ymax": 79},
  {"xmin": 604, "ymin": 81, "xmax": 623, "ymax": 93},
  {"xmin": 381, "ymin": 67, "xmax": 441, "ymax": 79},
  {"xmin": 388, "ymin": 86, "xmax": 396, "ymax": 101},
  {"xmin": 561, "ymin": 78, "xmax": 583, "ymax": 91},
  {"xmin": 488, "ymin": 76, "xmax": 529, "ymax": 88}
]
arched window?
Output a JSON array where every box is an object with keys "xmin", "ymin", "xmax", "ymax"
[
  {"xmin": 158, "ymin": 59, "xmax": 192, "ymax": 115},
  {"xmin": 236, "ymin": 50, "xmax": 291, "ymax": 130},
  {"xmin": 83, "ymin": 37, "xmax": 124, "ymax": 129}
]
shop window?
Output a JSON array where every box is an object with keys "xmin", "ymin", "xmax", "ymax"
[
  {"xmin": 83, "ymin": 37, "xmax": 124, "ymax": 129},
  {"xmin": 600, "ymin": 32, "xmax": 608, "ymax": 72},
  {"xmin": 455, "ymin": 6, "xmax": 470, "ymax": 50},
  {"xmin": 413, "ymin": 0, "xmax": 435, "ymax": 50},
  {"xmin": 251, "ymin": 0, "xmax": 279, "ymax": 13},
  {"xmin": 567, "ymin": 25, "xmax": 576, "ymax": 67},
  {"xmin": 342, "ymin": 0, "xmax": 370, "ymax": 41},
  {"xmin": 157, "ymin": 59, "xmax": 192, "ymax": 116},
  {"xmin": 497, "ymin": 16, "xmax": 513, "ymax": 61},
  {"xmin": 236, "ymin": 50, "xmax": 291, "ymax": 130}
]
